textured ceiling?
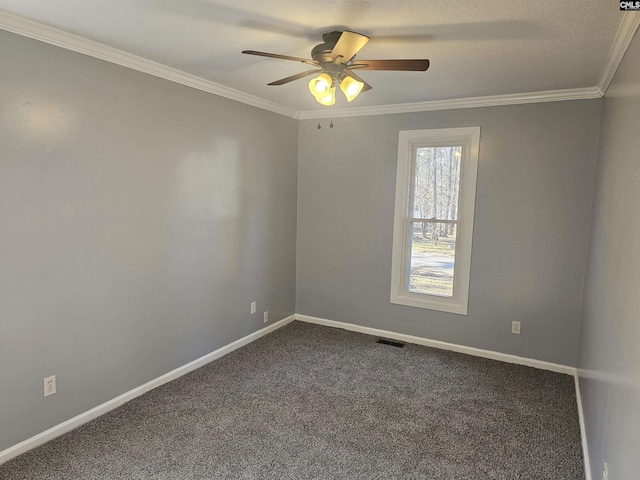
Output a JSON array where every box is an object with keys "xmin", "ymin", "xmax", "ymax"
[{"xmin": 0, "ymin": 0, "xmax": 624, "ymax": 113}]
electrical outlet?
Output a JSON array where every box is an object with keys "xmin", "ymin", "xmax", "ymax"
[
  {"xmin": 511, "ymin": 321, "xmax": 521, "ymax": 334},
  {"xmin": 251, "ymin": 301, "xmax": 256, "ymax": 314},
  {"xmin": 602, "ymin": 462, "xmax": 609, "ymax": 480},
  {"xmin": 263, "ymin": 311, "xmax": 269, "ymax": 324},
  {"xmin": 44, "ymin": 375, "xmax": 56, "ymax": 397}
]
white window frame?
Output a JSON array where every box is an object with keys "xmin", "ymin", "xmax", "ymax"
[{"xmin": 390, "ymin": 127, "xmax": 480, "ymax": 315}]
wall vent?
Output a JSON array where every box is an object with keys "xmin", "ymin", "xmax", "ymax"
[{"xmin": 376, "ymin": 338, "xmax": 405, "ymax": 348}]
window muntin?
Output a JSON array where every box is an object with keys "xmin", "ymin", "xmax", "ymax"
[{"xmin": 391, "ymin": 128, "xmax": 480, "ymax": 315}]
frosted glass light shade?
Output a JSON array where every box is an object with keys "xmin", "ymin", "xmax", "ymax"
[
  {"xmin": 316, "ymin": 87, "xmax": 335, "ymax": 106},
  {"xmin": 308, "ymin": 73, "xmax": 332, "ymax": 98},
  {"xmin": 340, "ymin": 75, "xmax": 364, "ymax": 102}
]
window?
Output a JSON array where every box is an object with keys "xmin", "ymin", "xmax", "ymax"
[{"xmin": 391, "ymin": 127, "xmax": 480, "ymax": 315}]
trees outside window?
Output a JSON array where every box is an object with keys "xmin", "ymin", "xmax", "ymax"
[{"xmin": 391, "ymin": 127, "xmax": 480, "ymax": 315}]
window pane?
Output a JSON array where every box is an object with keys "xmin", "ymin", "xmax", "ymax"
[
  {"xmin": 413, "ymin": 146, "xmax": 462, "ymax": 220},
  {"xmin": 408, "ymin": 221, "xmax": 456, "ymax": 297}
]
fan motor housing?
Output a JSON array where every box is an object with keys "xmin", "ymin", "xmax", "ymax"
[
  {"xmin": 311, "ymin": 43, "xmax": 331, "ymax": 62},
  {"xmin": 311, "ymin": 31, "xmax": 343, "ymax": 64}
]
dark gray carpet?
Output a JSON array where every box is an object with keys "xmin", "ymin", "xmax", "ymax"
[{"xmin": 0, "ymin": 321, "xmax": 584, "ymax": 479}]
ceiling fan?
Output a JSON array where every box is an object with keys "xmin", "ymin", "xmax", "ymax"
[{"xmin": 242, "ymin": 30, "xmax": 430, "ymax": 106}]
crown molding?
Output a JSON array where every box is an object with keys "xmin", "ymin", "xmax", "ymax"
[
  {"xmin": 0, "ymin": 9, "xmax": 298, "ymax": 118},
  {"xmin": 597, "ymin": 12, "xmax": 640, "ymax": 96},
  {"xmin": 2, "ymin": 8, "xmax": 635, "ymax": 120},
  {"xmin": 295, "ymin": 87, "xmax": 602, "ymax": 119}
]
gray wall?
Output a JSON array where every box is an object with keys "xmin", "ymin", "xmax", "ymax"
[
  {"xmin": 577, "ymin": 30, "xmax": 640, "ymax": 480},
  {"xmin": 0, "ymin": 30, "xmax": 298, "ymax": 451},
  {"xmin": 297, "ymin": 100, "xmax": 601, "ymax": 366}
]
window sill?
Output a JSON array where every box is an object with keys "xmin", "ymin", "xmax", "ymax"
[{"xmin": 390, "ymin": 291, "xmax": 468, "ymax": 315}]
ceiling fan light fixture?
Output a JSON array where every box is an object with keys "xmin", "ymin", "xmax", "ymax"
[
  {"xmin": 244, "ymin": 30, "xmax": 430, "ymax": 107},
  {"xmin": 316, "ymin": 86, "xmax": 336, "ymax": 106},
  {"xmin": 308, "ymin": 73, "xmax": 333, "ymax": 98},
  {"xmin": 340, "ymin": 75, "xmax": 364, "ymax": 102}
]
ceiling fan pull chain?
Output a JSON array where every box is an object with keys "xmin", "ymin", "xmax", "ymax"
[
  {"xmin": 317, "ymin": 122, "xmax": 321, "ymax": 129},
  {"xmin": 330, "ymin": 120, "xmax": 334, "ymax": 128}
]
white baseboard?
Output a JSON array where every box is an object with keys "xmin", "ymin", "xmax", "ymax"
[
  {"xmin": 574, "ymin": 371, "xmax": 592, "ymax": 480},
  {"xmin": 0, "ymin": 314, "xmax": 295, "ymax": 466},
  {"xmin": 295, "ymin": 314, "xmax": 576, "ymax": 375},
  {"xmin": 295, "ymin": 314, "xmax": 592, "ymax": 475},
  {"xmin": 2, "ymin": 313, "xmax": 588, "ymax": 474}
]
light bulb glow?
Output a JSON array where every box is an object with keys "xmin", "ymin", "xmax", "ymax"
[
  {"xmin": 316, "ymin": 87, "xmax": 336, "ymax": 106},
  {"xmin": 339, "ymin": 75, "xmax": 365, "ymax": 102},
  {"xmin": 308, "ymin": 73, "xmax": 333, "ymax": 98},
  {"xmin": 346, "ymin": 83, "xmax": 359, "ymax": 95}
]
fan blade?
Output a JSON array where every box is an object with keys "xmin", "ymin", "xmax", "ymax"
[
  {"xmin": 343, "ymin": 71, "xmax": 372, "ymax": 92},
  {"xmin": 242, "ymin": 50, "xmax": 319, "ymax": 66},
  {"xmin": 351, "ymin": 59, "xmax": 430, "ymax": 71},
  {"xmin": 268, "ymin": 69, "xmax": 320, "ymax": 86},
  {"xmin": 330, "ymin": 31, "xmax": 370, "ymax": 62}
]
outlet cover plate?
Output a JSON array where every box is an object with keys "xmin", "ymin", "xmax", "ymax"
[{"xmin": 44, "ymin": 375, "xmax": 56, "ymax": 397}]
